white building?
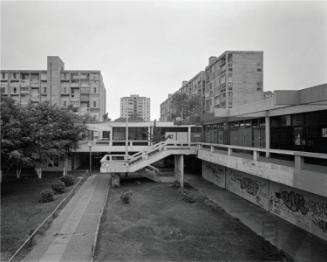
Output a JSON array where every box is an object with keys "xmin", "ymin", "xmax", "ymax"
[{"xmin": 120, "ymin": 94, "xmax": 150, "ymax": 121}]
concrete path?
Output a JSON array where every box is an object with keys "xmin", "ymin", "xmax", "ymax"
[
  {"xmin": 185, "ymin": 174, "xmax": 327, "ymax": 262},
  {"xmin": 23, "ymin": 174, "xmax": 110, "ymax": 262}
]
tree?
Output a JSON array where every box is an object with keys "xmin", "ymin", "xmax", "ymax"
[
  {"xmin": 170, "ymin": 93, "xmax": 202, "ymax": 123},
  {"xmin": 102, "ymin": 113, "xmax": 111, "ymax": 122},
  {"xmin": 1, "ymin": 97, "xmax": 31, "ymax": 178},
  {"xmin": 1, "ymin": 98, "xmax": 86, "ymax": 179}
]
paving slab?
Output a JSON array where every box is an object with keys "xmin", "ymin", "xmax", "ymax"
[
  {"xmin": 23, "ymin": 174, "xmax": 110, "ymax": 262},
  {"xmin": 185, "ymin": 174, "xmax": 327, "ymax": 262}
]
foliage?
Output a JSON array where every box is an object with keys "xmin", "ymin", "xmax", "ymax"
[
  {"xmin": 60, "ymin": 175, "xmax": 75, "ymax": 186},
  {"xmin": 102, "ymin": 113, "xmax": 111, "ymax": 122},
  {"xmin": 1, "ymin": 97, "xmax": 86, "ymax": 175},
  {"xmin": 120, "ymin": 190, "xmax": 133, "ymax": 204},
  {"xmin": 169, "ymin": 93, "xmax": 202, "ymax": 123},
  {"xmin": 81, "ymin": 113, "xmax": 97, "ymax": 123},
  {"xmin": 39, "ymin": 189, "xmax": 54, "ymax": 203},
  {"xmin": 51, "ymin": 181, "xmax": 66, "ymax": 194}
]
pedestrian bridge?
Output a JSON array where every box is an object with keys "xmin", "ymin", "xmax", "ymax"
[
  {"xmin": 100, "ymin": 141, "xmax": 327, "ymax": 242},
  {"xmin": 100, "ymin": 141, "xmax": 198, "ymax": 173},
  {"xmin": 100, "ymin": 141, "xmax": 327, "ymax": 199}
]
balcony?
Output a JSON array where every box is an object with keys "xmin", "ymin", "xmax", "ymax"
[{"xmin": 70, "ymin": 83, "xmax": 79, "ymax": 88}]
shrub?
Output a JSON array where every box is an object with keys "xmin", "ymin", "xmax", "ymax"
[
  {"xmin": 120, "ymin": 190, "xmax": 133, "ymax": 204},
  {"xmin": 40, "ymin": 189, "xmax": 54, "ymax": 203},
  {"xmin": 60, "ymin": 175, "xmax": 74, "ymax": 187},
  {"xmin": 51, "ymin": 181, "xmax": 65, "ymax": 194}
]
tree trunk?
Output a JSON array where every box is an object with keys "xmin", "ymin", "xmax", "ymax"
[
  {"xmin": 35, "ymin": 167, "xmax": 42, "ymax": 179},
  {"xmin": 16, "ymin": 168, "xmax": 22, "ymax": 179}
]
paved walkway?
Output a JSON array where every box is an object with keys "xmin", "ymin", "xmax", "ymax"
[
  {"xmin": 185, "ymin": 174, "xmax": 327, "ymax": 262},
  {"xmin": 23, "ymin": 174, "xmax": 110, "ymax": 262}
]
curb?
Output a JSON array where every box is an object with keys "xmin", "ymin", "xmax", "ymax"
[
  {"xmin": 7, "ymin": 175, "xmax": 86, "ymax": 262},
  {"xmin": 90, "ymin": 179, "xmax": 111, "ymax": 262}
]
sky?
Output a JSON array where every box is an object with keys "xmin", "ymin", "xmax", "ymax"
[{"xmin": 1, "ymin": 0, "xmax": 327, "ymax": 120}]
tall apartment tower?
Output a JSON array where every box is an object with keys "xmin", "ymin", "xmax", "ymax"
[
  {"xmin": 160, "ymin": 50, "xmax": 264, "ymax": 121},
  {"xmin": 0, "ymin": 56, "xmax": 107, "ymax": 121},
  {"xmin": 205, "ymin": 51, "xmax": 264, "ymax": 112},
  {"xmin": 120, "ymin": 94, "xmax": 150, "ymax": 121}
]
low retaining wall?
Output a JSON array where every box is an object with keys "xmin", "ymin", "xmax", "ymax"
[{"xmin": 202, "ymin": 161, "xmax": 327, "ymax": 241}]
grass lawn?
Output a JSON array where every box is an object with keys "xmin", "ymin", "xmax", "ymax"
[
  {"xmin": 1, "ymin": 171, "xmax": 84, "ymax": 261},
  {"xmin": 95, "ymin": 178, "xmax": 291, "ymax": 261}
]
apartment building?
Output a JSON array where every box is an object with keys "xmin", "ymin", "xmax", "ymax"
[
  {"xmin": 120, "ymin": 94, "xmax": 150, "ymax": 121},
  {"xmin": 0, "ymin": 56, "xmax": 107, "ymax": 121},
  {"xmin": 160, "ymin": 51, "xmax": 264, "ymax": 121}
]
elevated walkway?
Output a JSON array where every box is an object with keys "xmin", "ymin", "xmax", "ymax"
[{"xmin": 100, "ymin": 141, "xmax": 197, "ymax": 174}]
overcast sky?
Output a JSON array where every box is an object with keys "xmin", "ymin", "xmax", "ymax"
[{"xmin": 1, "ymin": 1, "xmax": 327, "ymax": 120}]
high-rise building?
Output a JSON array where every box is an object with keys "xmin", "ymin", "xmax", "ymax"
[
  {"xmin": 120, "ymin": 94, "xmax": 150, "ymax": 121},
  {"xmin": 160, "ymin": 51, "xmax": 264, "ymax": 121},
  {"xmin": 0, "ymin": 56, "xmax": 107, "ymax": 121},
  {"xmin": 205, "ymin": 51, "xmax": 263, "ymax": 112}
]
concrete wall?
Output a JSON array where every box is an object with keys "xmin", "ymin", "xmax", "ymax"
[
  {"xmin": 201, "ymin": 161, "xmax": 327, "ymax": 241},
  {"xmin": 197, "ymin": 149, "xmax": 327, "ymax": 198},
  {"xmin": 202, "ymin": 161, "xmax": 225, "ymax": 188}
]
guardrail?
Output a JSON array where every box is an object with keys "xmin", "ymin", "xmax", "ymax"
[{"xmin": 198, "ymin": 142, "xmax": 327, "ymax": 170}]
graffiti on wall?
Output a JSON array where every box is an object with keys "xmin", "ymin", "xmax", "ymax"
[
  {"xmin": 239, "ymin": 177, "xmax": 259, "ymax": 196},
  {"xmin": 204, "ymin": 162, "xmax": 225, "ymax": 186},
  {"xmin": 271, "ymin": 189, "xmax": 327, "ymax": 234},
  {"xmin": 227, "ymin": 170, "xmax": 269, "ymax": 208}
]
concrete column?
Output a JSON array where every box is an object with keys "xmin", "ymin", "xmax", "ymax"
[
  {"xmin": 188, "ymin": 126, "xmax": 191, "ymax": 146},
  {"xmin": 174, "ymin": 155, "xmax": 184, "ymax": 190},
  {"xmin": 228, "ymin": 147, "xmax": 232, "ymax": 156},
  {"xmin": 265, "ymin": 114, "xmax": 270, "ymax": 157},
  {"xmin": 148, "ymin": 126, "xmax": 151, "ymax": 145},
  {"xmin": 295, "ymin": 155, "xmax": 304, "ymax": 170},
  {"xmin": 109, "ymin": 130, "xmax": 113, "ymax": 146},
  {"xmin": 253, "ymin": 150, "xmax": 259, "ymax": 161}
]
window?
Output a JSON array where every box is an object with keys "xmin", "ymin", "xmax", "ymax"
[
  {"xmin": 64, "ymin": 87, "xmax": 67, "ymax": 93},
  {"xmin": 64, "ymin": 101, "xmax": 67, "ymax": 107},
  {"xmin": 93, "ymin": 101, "xmax": 96, "ymax": 107},
  {"xmin": 1, "ymin": 73, "xmax": 5, "ymax": 79},
  {"xmin": 257, "ymin": 68, "xmax": 262, "ymax": 72},
  {"xmin": 93, "ymin": 87, "xmax": 97, "ymax": 93},
  {"xmin": 43, "ymin": 87, "xmax": 47, "ymax": 93},
  {"xmin": 13, "ymin": 87, "xmax": 17, "ymax": 94}
]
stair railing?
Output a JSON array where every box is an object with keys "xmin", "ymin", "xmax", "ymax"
[{"xmin": 128, "ymin": 141, "xmax": 168, "ymax": 166}]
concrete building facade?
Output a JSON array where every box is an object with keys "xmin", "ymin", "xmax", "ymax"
[
  {"xmin": 160, "ymin": 51, "xmax": 264, "ymax": 121},
  {"xmin": 120, "ymin": 94, "xmax": 150, "ymax": 121},
  {"xmin": 0, "ymin": 56, "xmax": 107, "ymax": 121}
]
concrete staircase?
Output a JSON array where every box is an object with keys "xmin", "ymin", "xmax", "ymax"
[{"xmin": 100, "ymin": 141, "xmax": 197, "ymax": 176}]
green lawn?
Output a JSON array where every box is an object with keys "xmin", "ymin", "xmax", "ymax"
[{"xmin": 1, "ymin": 171, "xmax": 83, "ymax": 261}]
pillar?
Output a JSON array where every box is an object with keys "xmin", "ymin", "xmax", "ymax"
[
  {"xmin": 174, "ymin": 155, "xmax": 184, "ymax": 190},
  {"xmin": 188, "ymin": 126, "xmax": 191, "ymax": 146},
  {"xmin": 148, "ymin": 126, "xmax": 151, "ymax": 145},
  {"xmin": 295, "ymin": 155, "xmax": 304, "ymax": 170},
  {"xmin": 265, "ymin": 114, "xmax": 270, "ymax": 157},
  {"xmin": 109, "ymin": 129, "xmax": 113, "ymax": 146}
]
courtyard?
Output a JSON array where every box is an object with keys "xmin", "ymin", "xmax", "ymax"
[{"xmin": 95, "ymin": 178, "xmax": 291, "ymax": 261}]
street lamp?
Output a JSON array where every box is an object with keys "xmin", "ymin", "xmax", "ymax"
[{"xmin": 88, "ymin": 141, "xmax": 92, "ymax": 176}]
